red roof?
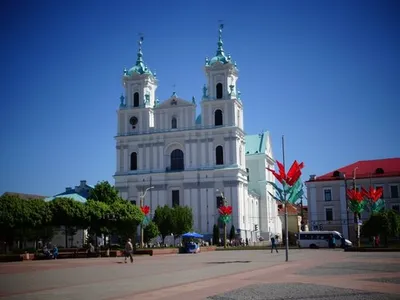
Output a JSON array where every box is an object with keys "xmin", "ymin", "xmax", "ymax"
[{"xmin": 309, "ymin": 158, "xmax": 400, "ymax": 182}]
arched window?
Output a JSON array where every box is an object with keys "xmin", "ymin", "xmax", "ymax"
[
  {"xmin": 133, "ymin": 92, "xmax": 139, "ymax": 107},
  {"xmin": 216, "ymin": 146, "xmax": 224, "ymax": 165},
  {"xmin": 214, "ymin": 109, "xmax": 223, "ymax": 126},
  {"xmin": 171, "ymin": 117, "xmax": 177, "ymax": 129},
  {"xmin": 130, "ymin": 152, "xmax": 137, "ymax": 170},
  {"xmin": 170, "ymin": 149, "xmax": 184, "ymax": 171},
  {"xmin": 216, "ymin": 83, "xmax": 223, "ymax": 99}
]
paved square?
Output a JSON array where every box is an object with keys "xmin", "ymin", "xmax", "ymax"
[
  {"xmin": 207, "ymin": 283, "xmax": 399, "ymax": 300},
  {"xmin": 0, "ymin": 249, "xmax": 399, "ymax": 300}
]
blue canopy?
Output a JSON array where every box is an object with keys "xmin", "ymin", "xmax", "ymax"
[{"xmin": 182, "ymin": 232, "xmax": 204, "ymax": 239}]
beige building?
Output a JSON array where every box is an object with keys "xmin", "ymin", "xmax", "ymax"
[{"xmin": 305, "ymin": 158, "xmax": 400, "ymax": 240}]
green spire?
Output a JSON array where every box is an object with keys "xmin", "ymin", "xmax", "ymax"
[
  {"xmin": 125, "ymin": 36, "xmax": 153, "ymax": 76},
  {"xmin": 216, "ymin": 24, "xmax": 225, "ymax": 57},
  {"xmin": 136, "ymin": 37, "xmax": 144, "ymax": 66},
  {"xmin": 206, "ymin": 24, "xmax": 233, "ymax": 67}
]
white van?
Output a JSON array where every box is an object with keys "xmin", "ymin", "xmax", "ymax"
[{"xmin": 297, "ymin": 231, "xmax": 352, "ymax": 249}]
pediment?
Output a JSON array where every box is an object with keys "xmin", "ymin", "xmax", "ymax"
[{"xmin": 156, "ymin": 97, "xmax": 195, "ymax": 109}]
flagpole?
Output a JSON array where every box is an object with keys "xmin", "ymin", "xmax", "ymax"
[{"xmin": 282, "ymin": 135, "xmax": 289, "ymax": 262}]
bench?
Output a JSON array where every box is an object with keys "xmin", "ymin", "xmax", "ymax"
[{"xmin": 134, "ymin": 249, "xmax": 153, "ymax": 256}]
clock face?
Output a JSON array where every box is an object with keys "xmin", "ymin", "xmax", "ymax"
[{"xmin": 129, "ymin": 116, "xmax": 138, "ymax": 126}]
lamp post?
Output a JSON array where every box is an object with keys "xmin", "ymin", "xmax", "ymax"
[
  {"xmin": 339, "ymin": 172, "xmax": 351, "ymax": 240},
  {"xmin": 140, "ymin": 186, "xmax": 154, "ymax": 248},
  {"xmin": 352, "ymin": 167, "xmax": 361, "ymax": 247},
  {"xmin": 103, "ymin": 213, "xmax": 119, "ymax": 256},
  {"xmin": 281, "ymin": 136, "xmax": 289, "ymax": 262},
  {"xmin": 216, "ymin": 189, "xmax": 228, "ymax": 249}
]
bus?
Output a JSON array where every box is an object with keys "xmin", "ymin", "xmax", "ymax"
[{"xmin": 297, "ymin": 231, "xmax": 352, "ymax": 249}]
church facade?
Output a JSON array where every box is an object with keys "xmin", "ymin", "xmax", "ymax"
[{"xmin": 114, "ymin": 26, "xmax": 281, "ymax": 241}]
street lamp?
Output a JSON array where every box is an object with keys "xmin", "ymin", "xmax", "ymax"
[
  {"xmin": 102, "ymin": 213, "xmax": 120, "ymax": 256},
  {"xmin": 352, "ymin": 167, "xmax": 361, "ymax": 247},
  {"xmin": 140, "ymin": 186, "xmax": 154, "ymax": 248},
  {"xmin": 216, "ymin": 189, "xmax": 228, "ymax": 249},
  {"xmin": 339, "ymin": 172, "xmax": 351, "ymax": 240}
]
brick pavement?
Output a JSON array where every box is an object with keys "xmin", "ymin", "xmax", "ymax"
[{"xmin": 0, "ymin": 249, "xmax": 399, "ymax": 300}]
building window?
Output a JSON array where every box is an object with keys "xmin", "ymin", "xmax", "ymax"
[
  {"xmin": 133, "ymin": 92, "xmax": 139, "ymax": 107},
  {"xmin": 172, "ymin": 190, "xmax": 180, "ymax": 206},
  {"xmin": 171, "ymin": 117, "xmax": 177, "ymax": 129},
  {"xmin": 130, "ymin": 152, "xmax": 137, "ymax": 170},
  {"xmin": 214, "ymin": 109, "xmax": 223, "ymax": 126},
  {"xmin": 246, "ymin": 168, "xmax": 250, "ymax": 181},
  {"xmin": 392, "ymin": 205, "xmax": 400, "ymax": 213},
  {"xmin": 170, "ymin": 149, "xmax": 184, "ymax": 171},
  {"xmin": 390, "ymin": 185, "xmax": 399, "ymax": 198},
  {"xmin": 216, "ymin": 196, "xmax": 224, "ymax": 208},
  {"xmin": 323, "ymin": 188, "xmax": 332, "ymax": 201},
  {"xmin": 325, "ymin": 208, "xmax": 333, "ymax": 221},
  {"xmin": 375, "ymin": 185, "xmax": 384, "ymax": 198},
  {"xmin": 216, "ymin": 83, "xmax": 223, "ymax": 99},
  {"xmin": 130, "ymin": 200, "xmax": 137, "ymax": 205},
  {"xmin": 216, "ymin": 146, "xmax": 224, "ymax": 165}
]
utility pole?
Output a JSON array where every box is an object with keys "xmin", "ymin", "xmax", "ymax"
[
  {"xmin": 300, "ymin": 196, "xmax": 304, "ymax": 231},
  {"xmin": 343, "ymin": 175, "xmax": 351, "ymax": 240},
  {"xmin": 217, "ymin": 189, "xmax": 228, "ymax": 249},
  {"xmin": 352, "ymin": 167, "xmax": 360, "ymax": 248},
  {"xmin": 140, "ymin": 186, "xmax": 154, "ymax": 248},
  {"xmin": 282, "ymin": 135, "xmax": 289, "ymax": 262}
]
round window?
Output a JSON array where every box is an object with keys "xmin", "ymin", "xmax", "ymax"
[{"xmin": 129, "ymin": 116, "xmax": 138, "ymax": 126}]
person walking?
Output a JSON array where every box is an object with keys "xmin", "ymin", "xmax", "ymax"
[
  {"xmin": 124, "ymin": 238, "xmax": 134, "ymax": 264},
  {"xmin": 270, "ymin": 235, "xmax": 278, "ymax": 253}
]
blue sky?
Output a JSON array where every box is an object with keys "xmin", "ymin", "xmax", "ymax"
[{"xmin": 1, "ymin": 0, "xmax": 399, "ymax": 197}]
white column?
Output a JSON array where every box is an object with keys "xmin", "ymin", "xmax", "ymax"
[
  {"xmin": 224, "ymin": 102, "xmax": 228, "ymax": 125},
  {"xmin": 201, "ymin": 141, "xmax": 206, "ymax": 167},
  {"xmin": 145, "ymin": 145, "xmax": 150, "ymax": 170},
  {"xmin": 200, "ymin": 189, "xmax": 207, "ymax": 232},
  {"xmin": 224, "ymin": 139, "xmax": 230, "ymax": 165},
  {"xmin": 123, "ymin": 148, "xmax": 128, "ymax": 172},
  {"xmin": 158, "ymin": 145, "xmax": 163, "ymax": 169},
  {"xmin": 185, "ymin": 143, "xmax": 190, "ymax": 168},
  {"xmin": 117, "ymin": 148, "xmax": 121, "ymax": 172},
  {"xmin": 153, "ymin": 145, "xmax": 157, "ymax": 170},
  {"xmin": 208, "ymin": 139, "xmax": 213, "ymax": 166},
  {"xmin": 231, "ymin": 138, "xmax": 238, "ymax": 166},
  {"xmin": 124, "ymin": 114, "xmax": 128, "ymax": 133},
  {"xmin": 190, "ymin": 189, "xmax": 198, "ymax": 230},
  {"xmin": 139, "ymin": 147, "xmax": 144, "ymax": 170},
  {"xmin": 189, "ymin": 142, "xmax": 194, "ymax": 168},
  {"xmin": 184, "ymin": 189, "xmax": 191, "ymax": 207},
  {"xmin": 208, "ymin": 105, "xmax": 212, "ymax": 126},
  {"xmin": 207, "ymin": 188, "xmax": 215, "ymax": 234}
]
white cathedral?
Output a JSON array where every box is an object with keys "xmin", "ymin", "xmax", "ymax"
[{"xmin": 114, "ymin": 26, "xmax": 282, "ymax": 242}]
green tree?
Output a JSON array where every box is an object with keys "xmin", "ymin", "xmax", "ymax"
[
  {"xmin": 23, "ymin": 199, "xmax": 54, "ymax": 247},
  {"xmin": 153, "ymin": 205, "xmax": 173, "ymax": 243},
  {"xmin": 212, "ymin": 224, "xmax": 220, "ymax": 246},
  {"xmin": 0, "ymin": 194, "xmax": 26, "ymax": 252},
  {"xmin": 362, "ymin": 209, "xmax": 400, "ymax": 246},
  {"xmin": 111, "ymin": 200, "xmax": 143, "ymax": 241},
  {"xmin": 49, "ymin": 197, "xmax": 87, "ymax": 247},
  {"xmin": 171, "ymin": 206, "xmax": 193, "ymax": 237},
  {"xmin": 229, "ymin": 225, "xmax": 236, "ymax": 241},
  {"xmin": 85, "ymin": 199, "xmax": 111, "ymax": 244},
  {"xmin": 90, "ymin": 181, "xmax": 120, "ymax": 205},
  {"xmin": 143, "ymin": 221, "xmax": 160, "ymax": 244}
]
